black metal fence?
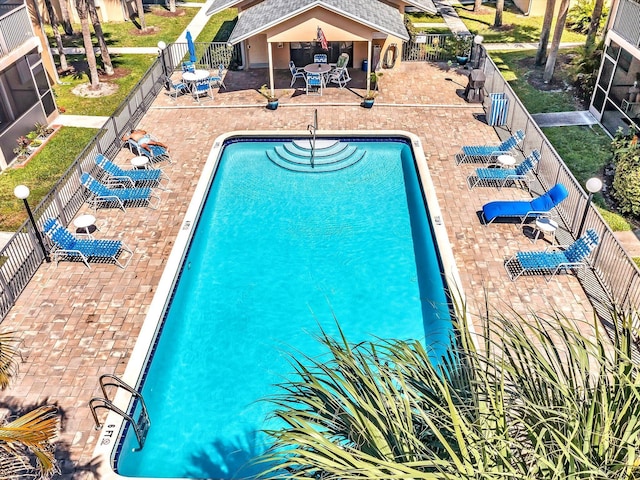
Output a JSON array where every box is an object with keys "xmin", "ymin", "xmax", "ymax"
[
  {"xmin": 0, "ymin": 42, "xmax": 232, "ymax": 321},
  {"xmin": 478, "ymin": 56, "xmax": 640, "ymax": 318}
]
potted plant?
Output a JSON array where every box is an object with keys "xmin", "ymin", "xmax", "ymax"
[
  {"xmin": 259, "ymin": 84, "xmax": 279, "ymax": 110},
  {"xmin": 363, "ymin": 72, "xmax": 383, "ymax": 108},
  {"xmin": 445, "ymin": 34, "xmax": 473, "ymax": 66}
]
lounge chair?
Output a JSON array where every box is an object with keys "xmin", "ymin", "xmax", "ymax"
[
  {"xmin": 94, "ymin": 154, "xmax": 170, "ymax": 190},
  {"xmin": 456, "ymin": 129, "xmax": 525, "ymax": 165},
  {"xmin": 482, "ymin": 183, "xmax": 569, "ymax": 225},
  {"xmin": 468, "ymin": 149, "xmax": 541, "ymax": 190},
  {"xmin": 504, "ymin": 228, "xmax": 599, "ymax": 281},
  {"xmin": 80, "ymin": 173, "xmax": 160, "ymax": 211},
  {"xmin": 289, "ymin": 61, "xmax": 305, "ymax": 87},
  {"xmin": 125, "ymin": 136, "xmax": 171, "ymax": 164},
  {"xmin": 327, "ymin": 53, "xmax": 351, "ymax": 88},
  {"xmin": 43, "ymin": 218, "xmax": 133, "ymax": 268}
]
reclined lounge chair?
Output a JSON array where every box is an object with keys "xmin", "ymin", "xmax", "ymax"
[
  {"xmin": 482, "ymin": 183, "xmax": 569, "ymax": 225},
  {"xmin": 125, "ymin": 136, "xmax": 171, "ymax": 164},
  {"xmin": 468, "ymin": 149, "xmax": 540, "ymax": 190},
  {"xmin": 456, "ymin": 129, "xmax": 525, "ymax": 165},
  {"xmin": 94, "ymin": 154, "xmax": 169, "ymax": 189},
  {"xmin": 80, "ymin": 173, "xmax": 161, "ymax": 211},
  {"xmin": 504, "ymin": 228, "xmax": 599, "ymax": 281},
  {"xmin": 43, "ymin": 218, "xmax": 133, "ymax": 268}
]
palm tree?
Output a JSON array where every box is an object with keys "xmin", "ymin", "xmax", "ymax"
[
  {"xmin": 543, "ymin": 0, "xmax": 571, "ymax": 83},
  {"xmin": 75, "ymin": 0, "xmax": 100, "ymax": 88},
  {"xmin": 536, "ymin": 0, "xmax": 557, "ymax": 65},
  {"xmin": 87, "ymin": 0, "xmax": 113, "ymax": 75},
  {"xmin": 42, "ymin": 0, "xmax": 68, "ymax": 73},
  {"xmin": 0, "ymin": 332, "xmax": 59, "ymax": 479},
  {"xmin": 256, "ymin": 307, "xmax": 640, "ymax": 479},
  {"xmin": 135, "ymin": 0, "xmax": 147, "ymax": 32},
  {"xmin": 586, "ymin": 0, "xmax": 606, "ymax": 48},
  {"xmin": 58, "ymin": 0, "xmax": 73, "ymax": 35},
  {"xmin": 473, "ymin": 0, "xmax": 482, "ymax": 12},
  {"xmin": 494, "ymin": 0, "xmax": 504, "ymax": 28},
  {"xmin": 168, "ymin": 0, "xmax": 176, "ymax": 14}
]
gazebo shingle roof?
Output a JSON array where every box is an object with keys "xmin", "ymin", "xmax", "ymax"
[{"xmin": 207, "ymin": 0, "xmax": 412, "ymax": 43}]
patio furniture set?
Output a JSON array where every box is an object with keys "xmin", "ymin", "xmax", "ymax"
[
  {"xmin": 43, "ymin": 135, "xmax": 172, "ymax": 269},
  {"xmin": 166, "ymin": 62, "xmax": 227, "ymax": 102},
  {"xmin": 455, "ymin": 130, "xmax": 600, "ymax": 282},
  {"xmin": 290, "ymin": 53, "xmax": 352, "ymax": 95}
]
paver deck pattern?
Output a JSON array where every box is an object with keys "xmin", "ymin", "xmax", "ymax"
[{"xmin": 0, "ymin": 62, "xmax": 597, "ymax": 479}]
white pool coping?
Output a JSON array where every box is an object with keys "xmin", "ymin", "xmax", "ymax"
[{"xmin": 91, "ymin": 130, "xmax": 470, "ymax": 480}]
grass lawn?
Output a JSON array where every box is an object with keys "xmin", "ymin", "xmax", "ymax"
[
  {"xmin": 406, "ymin": 12, "xmax": 446, "ymax": 23},
  {"xmin": 492, "ymin": 48, "xmax": 631, "ymax": 230},
  {"xmin": 0, "ymin": 127, "xmax": 98, "ymax": 230},
  {"xmin": 53, "ymin": 54, "xmax": 155, "ymax": 116},
  {"xmin": 455, "ymin": 4, "xmax": 586, "ymax": 44},
  {"xmin": 46, "ymin": 7, "xmax": 197, "ymax": 48},
  {"xmin": 195, "ymin": 8, "xmax": 237, "ymax": 42}
]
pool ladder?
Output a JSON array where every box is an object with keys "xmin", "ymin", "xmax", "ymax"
[
  {"xmin": 307, "ymin": 109, "xmax": 318, "ymax": 169},
  {"xmin": 89, "ymin": 374, "xmax": 151, "ymax": 450}
]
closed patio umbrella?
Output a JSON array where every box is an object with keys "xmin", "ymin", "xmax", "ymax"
[{"xmin": 186, "ymin": 30, "xmax": 196, "ymax": 63}]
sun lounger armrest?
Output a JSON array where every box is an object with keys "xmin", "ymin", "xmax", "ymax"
[
  {"xmin": 107, "ymin": 175, "xmax": 136, "ymax": 188},
  {"xmin": 520, "ymin": 210, "xmax": 558, "ymax": 226}
]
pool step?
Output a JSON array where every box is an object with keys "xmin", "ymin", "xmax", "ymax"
[{"xmin": 268, "ymin": 140, "xmax": 365, "ymax": 173}]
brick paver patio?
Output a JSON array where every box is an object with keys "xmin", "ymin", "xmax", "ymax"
[{"xmin": 0, "ymin": 62, "xmax": 598, "ymax": 478}]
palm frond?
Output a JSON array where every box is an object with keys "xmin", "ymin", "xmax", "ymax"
[{"xmin": 0, "ymin": 331, "xmax": 20, "ymax": 390}]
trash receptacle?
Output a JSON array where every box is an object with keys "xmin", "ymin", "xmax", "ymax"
[
  {"xmin": 487, "ymin": 92, "xmax": 509, "ymax": 126},
  {"xmin": 362, "ymin": 60, "xmax": 368, "ymax": 72},
  {"xmin": 463, "ymin": 69, "xmax": 486, "ymax": 103}
]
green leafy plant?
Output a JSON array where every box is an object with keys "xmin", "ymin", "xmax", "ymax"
[
  {"xmin": 256, "ymin": 305, "xmax": 640, "ymax": 479},
  {"xmin": 570, "ymin": 41, "xmax": 604, "ymax": 102},
  {"xmin": 12, "ymin": 136, "xmax": 31, "ymax": 157},
  {"xmin": 612, "ymin": 127, "xmax": 640, "ymax": 217},
  {"xmin": 444, "ymin": 33, "xmax": 473, "ymax": 59},
  {"xmin": 567, "ymin": 0, "xmax": 609, "ymax": 34},
  {"xmin": 259, "ymin": 84, "xmax": 278, "ymax": 101}
]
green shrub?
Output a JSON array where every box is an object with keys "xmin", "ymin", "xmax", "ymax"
[
  {"xmin": 570, "ymin": 41, "xmax": 604, "ymax": 102},
  {"xmin": 612, "ymin": 127, "xmax": 640, "ymax": 217},
  {"xmin": 597, "ymin": 206, "xmax": 632, "ymax": 231},
  {"xmin": 567, "ymin": 0, "xmax": 608, "ymax": 34}
]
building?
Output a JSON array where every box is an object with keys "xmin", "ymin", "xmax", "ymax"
[
  {"xmin": 205, "ymin": 0, "xmax": 436, "ymax": 92},
  {"xmin": 590, "ymin": 0, "xmax": 640, "ymax": 135},
  {"xmin": 0, "ymin": 0, "xmax": 58, "ymax": 170}
]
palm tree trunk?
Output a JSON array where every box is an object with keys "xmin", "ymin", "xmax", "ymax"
[
  {"xmin": 75, "ymin": 0, "xmax": 100, "ymax": 89},
  {"xmin": 473, "ymin": 0, "xmax": 482, "ymax": 12},
  {"xmin": 543, "ymin": 0, "xmax": 571, "ymax": 83},
  {"xmin": 135, "ymin": 0, "xmax": 147, "ymax": 31},
  {"xmin": 43, "ymin": 0, "xmax": 68, "ymax": 72},
  {"xmin": 58, "ymin": 0, "xmax": 73, "ymax": 35},
  {"xmin": 536, "ymin": 0, "xmax": 556, "ymax": 66},
  {"xmin": 586, "ymin": 0, "xmax": 605, "ymax": 48},
  {"xmin": 494, "ymin": 0, "xmax": 504, "ymax": 27},
  {"xmin": 87, "ymin": 0, "xmax": 113, "ymax": 75},
  {"xmin": 168, "ymin": 0, "xmax": 176, "ymax": 13}
]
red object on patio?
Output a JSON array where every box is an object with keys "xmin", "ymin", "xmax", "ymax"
[{"xmin": 317, "ymin": 27, "xmax": 328, "ymax": 50}]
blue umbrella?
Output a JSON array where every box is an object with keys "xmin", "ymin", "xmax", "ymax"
[{"xmin": 186, "ymin": 30, "xmax": 196, "ymax": 63}]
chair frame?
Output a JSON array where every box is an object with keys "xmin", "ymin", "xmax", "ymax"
[
  {"xmin": 126, "ymin": 136, "xmax": 172, "ymax": 164},
  {"xmin": 289, "ymin": 61, "xmax": 306, "ymax": 87},
  {"xmin": 81, "ymin": 173, "xmax": 161, "ymax": 212},
  {"xmin": 192, "ymin": 78, "xmax": 213, "ymax": 102},
  {"xmin": 468, "ymin": 149, "xmax": 540, "ymax": 190},
  {"xmin": 306, "ymin": 72, "xmax": 323, "ymax": 96},
  {"xmin": 481, "ymin": 183, "xmax": 568, "ymax": 226},
  {"xmin": 504, "ymin": 229, "xmax": 599, "ymax": 282},
  {"xmin": 44, "ymin": 218, "xmax": 133, "ymax": 269},
  {"xmin": 209, "ymin": 64, "xmax": 226, "ymax": 90},
  {"xmin": 95, "ymin": 154, "xmax": 170, "ymax": 190},
  {"xmin": 456, "ymin": 130, "xmax": 525, "ymax": 165}
]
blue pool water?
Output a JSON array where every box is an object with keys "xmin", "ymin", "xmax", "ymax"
[{"xmin": 116, "ymin": 138, "xmax": 452, "ymax": 479}]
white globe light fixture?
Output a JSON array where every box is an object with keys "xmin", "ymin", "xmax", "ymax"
[
  {"xmin": 157, "ymin": 40, "xmax": 166, "ymax": 50},
  {"xmin": 13, "ymin": 184, "xmax": 30, "ymax": 200},
  {"xmin": 579, "ymin": 177, "xmax": 603, "ymax": 236}
]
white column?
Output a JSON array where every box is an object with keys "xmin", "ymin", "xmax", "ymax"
[
  {"xmin": 366, "ymin": 39, "xmax": 372, "ymax": 92},
  {"xmin": 267, "ymin": 42, "xmax": 275, "ymax": 97}
]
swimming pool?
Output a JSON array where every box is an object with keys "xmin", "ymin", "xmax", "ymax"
[{"xmin": 93, "ymin": 131, "xmax": 464, "ymax": 480}]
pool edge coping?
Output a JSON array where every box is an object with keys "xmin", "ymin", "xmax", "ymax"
[{"xmin": 91, "ymin": 129, "xmax": 472, "ymax": 480}]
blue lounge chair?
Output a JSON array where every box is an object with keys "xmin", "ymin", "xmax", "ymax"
[
  {"xmin": 456, "ymin": 129, "xmax": 525, "ymax": 165},
  {"xmin": 94, "ymin": 154, "xmax": 169, "ymax": 190},
  {"xmin": 504, "ymin": 229, "xmax": 599, "ymax": 281},
  {"xmin": 482, "ymin": 183, "xmax": 569, "ymax": 225},
  {"xmin": 125, "ymin": 136, "xmax": 171, "ymax": 164},
  {"xmin": 43, "ymin": 218, "xmax": 133, "ymax": 268},
  {"xmin": 469, "ymin": 149, "xmax": 541, "ymax": 190},
  {"xmin": 80, "ymin": 173, "xmax": 160, "ymax": 211}
]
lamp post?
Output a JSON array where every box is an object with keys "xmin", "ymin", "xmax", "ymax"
[
  {"xmin": 157, "ymin": 41, "xmax": 167, "ymax": 79},
  {"xmin": 578, "ymin": 177, "xmax": 603, "ymax": 236},
  {"xmin": 14, "ymin": 185, "xmax": 50, "ymax": 263}
]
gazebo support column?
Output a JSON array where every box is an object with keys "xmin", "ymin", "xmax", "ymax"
[{"xmin": 267, "ymin": 42, "xmax": 275, "ymax": 97}]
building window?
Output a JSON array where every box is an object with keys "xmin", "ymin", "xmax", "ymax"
[{"xmin": 0, "ymin": 58, "xmax": 39, "ymax": 120}]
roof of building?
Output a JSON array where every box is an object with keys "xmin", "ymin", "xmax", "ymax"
[{"xmin": 206, "ymin": 0, "xmax": 412, "ymax": 43}]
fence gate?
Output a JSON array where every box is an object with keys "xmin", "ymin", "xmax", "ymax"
[{"xmin": 402, "ymin": 34, "xmax": 449, "ymax": 62}]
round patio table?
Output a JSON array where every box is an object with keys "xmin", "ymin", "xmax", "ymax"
[{"xmin": 303, "ymin": 63, "xmax": 332, "ymax": 74}]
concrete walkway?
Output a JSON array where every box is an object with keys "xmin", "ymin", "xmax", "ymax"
[
  {"xmin": 531, "ymin": 110, "xmax": 599, "ymax": 127},
  {"xmin": 51, "ymin": 114, "xmax": 109, "ymax": 128}
]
